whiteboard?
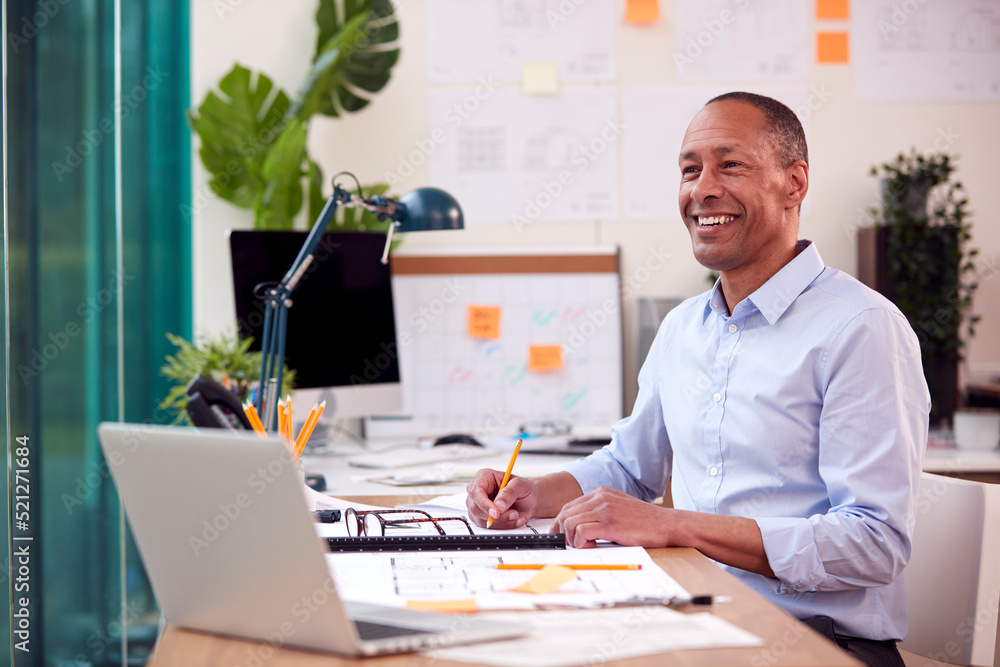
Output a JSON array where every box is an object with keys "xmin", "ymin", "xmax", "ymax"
[{"xmin": 366, "ymin": 247, "xmax": 623, "ymax": 439}]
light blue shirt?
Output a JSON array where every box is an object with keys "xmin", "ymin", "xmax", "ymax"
[{"xmin": 563, "ymin": 241, "xmax": 929, "ymax": 641}]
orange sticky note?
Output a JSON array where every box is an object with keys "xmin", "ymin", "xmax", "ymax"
[
  {"xmin": 405, "ymin": 599, "xmax": 478, "ymax": 613},
  {"xmin": 510, "ymin": 565, "xmax": 578, "ymax": 594},
  {"xmin": 625, "ymin": 0, "xmax": 660, "ymax": 25},
  {"xmin": 817, "ymin": 32, "xmax": 849, "ymax": 63},
  {"xmin": 528, "ymin": 345, "xmax": 563, "ymax": 372},
  {"xmin": 468, "ymin": 305, "xmax": 501, "ymax": 340},
  {"xmin": 816, "ymin": 0, "xmax": 849, "ymax": 20}
]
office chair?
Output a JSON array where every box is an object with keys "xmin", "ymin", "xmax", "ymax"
[{"xmin": 899, "ymin": 473, "xmax": 1000, "ymax": 667}]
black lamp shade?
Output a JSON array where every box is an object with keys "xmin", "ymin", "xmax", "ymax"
[{"xmin": 397, "ymin": 187, "xmax": 464, "ymax": 232}]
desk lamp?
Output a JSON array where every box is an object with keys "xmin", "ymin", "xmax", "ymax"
[{"xmin": 255, "ymin": 171, "xmax": 463, "ymax": 429}]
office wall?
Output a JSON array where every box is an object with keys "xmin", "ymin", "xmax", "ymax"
[{"xmin": 191, "ymin": 0, "xmax": 1000, "ymax": 412}]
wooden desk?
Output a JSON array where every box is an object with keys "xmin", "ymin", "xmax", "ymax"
[{"xmin": 146, "ymin": 495, "xmax": 861, "ymax": 667}]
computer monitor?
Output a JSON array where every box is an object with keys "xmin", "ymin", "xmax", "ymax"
[{"xmin": 228, "ymin": 230, "xmax": 402, "ymax": 426}]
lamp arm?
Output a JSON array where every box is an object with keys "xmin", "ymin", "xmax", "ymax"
[
  {"xmin": 279, "ymin": 186, "xmax": 347, "ymax": 290},
  {"xmin": 257, "ymin": 185, "xmax": 347, "ymax": 428}
]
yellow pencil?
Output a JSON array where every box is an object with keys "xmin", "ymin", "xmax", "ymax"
[
  {"xmin": 487, "ymin": 438, "xmax": 522, "ymax": 527},
  {"xmin": 242, "ymin": 402, "xmax": 267, "ymax": 437},
  {"xmin": 496, "ymin": 564, "xmax": 641, "ymax": 570},
  {"xmin": 293, "ymin": 400, "xmax": 326, "ymax": 457},
  {"xmin": 284, "ymin": 395, "xmax": 294, "ymax": 446},
  {"xmin": 277, "ymin": 401, "xmax": 287, "ymax": 444}
]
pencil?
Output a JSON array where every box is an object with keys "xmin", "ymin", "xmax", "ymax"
[
  {"xmin": 293, "ymin": 400, "xmax": 326, "ymax": 457},
  {"xmin": 487, "ymin": 438, "xmax": 522, "ymax": 527},
  {"xmin": 496, "ymin": 564, "xmax": 641, "ymax": 570},
  {"xmin": 277, "ymin": 400, "xmax": 287, "ymax": 445},
  {"xmin": 242, "ymin": 402, "xmax": 267, "ymax": 437},
  {"xmin": 284, "ymin": 395, "xmax": 294, "ymax": 447}
]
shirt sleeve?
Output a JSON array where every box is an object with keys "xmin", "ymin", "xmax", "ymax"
[
  {"xmin": 756, "ymin": 307, "xmax": 930, "ymax": 593},
  {"xmin": 561, "ymin": 315, "xmax": 673, "ymax": 503}
]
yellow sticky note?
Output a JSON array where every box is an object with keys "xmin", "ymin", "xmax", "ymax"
[
  {"xmin": 468, "ymin": 305, "xmax": 501, "ymax": 340},
  {"xmin": 528, "ymin": 345, "xmax": 563, "ymax": 372},
  {"xmin": 522, "ymin": 61, "xmax": 559, "ymax": 94},
  {"xmin": 817, "ymin": 32, "xmax": 850, "ymax": 63},
  {"xmin": 816, "ymin": 0, "xmax": 849, "ymax": 20},
  {"xmin": 510, "ymin": 565, "xmax": 577, "ymax": 594},
  {"xmin": 406, "ymin": 599, "xmax": 478, "ymax": 614},
  {"xmin": 625, "ymin": 0, "xmax": 660, "ymax": 25}
]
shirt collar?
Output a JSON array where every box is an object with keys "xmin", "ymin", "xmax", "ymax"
[{"xmin": 704, "ymin": 240, "xmax": 826, "ymax": 325}]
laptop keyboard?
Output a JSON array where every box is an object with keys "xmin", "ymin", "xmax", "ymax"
[{"xmin": 354, "ymin": 619, "xmax": 433, "ymax": 640}]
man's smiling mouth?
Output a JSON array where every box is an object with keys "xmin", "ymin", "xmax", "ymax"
[{"xmin": 697, "ymin": 215, "xmax": 736, "ymax": 227}]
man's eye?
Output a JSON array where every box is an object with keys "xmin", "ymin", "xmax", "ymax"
[
  {"xmin": 681, "ymin": 166, "xmax": 699, "ymax": 174},
  {"xmin": 724, "ymin": 161, "xmax": 741, "ymax": 168}
]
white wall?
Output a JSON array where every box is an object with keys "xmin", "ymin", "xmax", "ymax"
[{"xmin": 191, "ymin": 0, "xmax": 1000, "ymax": 411}]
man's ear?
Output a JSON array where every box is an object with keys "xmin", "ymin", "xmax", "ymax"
[{"xmin": 785, "ymin": 160, "xmax": 809, "ymax": 210}]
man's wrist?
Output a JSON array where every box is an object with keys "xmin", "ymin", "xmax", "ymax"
[{"xmin": 534, "ymin": 472, "xmax": 583, "ymax": 518}]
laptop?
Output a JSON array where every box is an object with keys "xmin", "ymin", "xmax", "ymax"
[{"xmin": 97, "ymin": 422, "xmax": 527, "ymax": 656}]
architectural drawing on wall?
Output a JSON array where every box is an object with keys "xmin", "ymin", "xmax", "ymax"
[
  {"xmin": 855, "ymin": 0, "xmax": 1000, "ymax": 101},
  {"xmin": 428, "ymin": 0, "xmax": 615, "ymax": 82},
  {"xmin": 673, "ymin": 0, "xmax": 809, "ymax": 81},
  {"xmin": 951, "ymin": 6, "xmax": 1000, "ymax": 52},
  {"xmin": 429, "ymin": 89, "xmax": 619, "ymax": 223}
]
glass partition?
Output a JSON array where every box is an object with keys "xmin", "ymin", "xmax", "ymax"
[{"xmin": 4, "ymin": 1, "xmax": 190, "ymax": 664}]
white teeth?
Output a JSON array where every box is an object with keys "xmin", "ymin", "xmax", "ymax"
[{"xmin": 698, "ymin": 215, "xmax": 735, "ymax": 226}]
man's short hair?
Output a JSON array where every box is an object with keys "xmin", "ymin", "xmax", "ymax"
[{"xmin": 706, "ymin": 91, "xmax": 808, "ymax": 168}]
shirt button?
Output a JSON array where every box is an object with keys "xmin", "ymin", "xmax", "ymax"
[
  {"xmin": 709, "ymin": 466, "xmax": 719, "ymax": 476},
  {"xmin": 728, "ymin": 324, "xmax": 738, "ymax": 333},
  {"xmin": 713, "ymin": 392, "xmax": 721, "ymax": 402}
]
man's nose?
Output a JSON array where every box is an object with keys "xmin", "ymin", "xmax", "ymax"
[{"xmin": 691, "ymin": 168, "xmax": 724, "ymax": 202}]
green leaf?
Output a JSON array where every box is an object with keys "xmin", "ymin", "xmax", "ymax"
[
  {"xmin": 295, "ymin": 0, "xmax": 400, "ymax": 120},
  {"xmin": 255, "ymin": 119, "xmax": 308, "ymax": 230},
  {"xmin": 188, "ymin": 64, "xmax": 291, "ymax": 211},
  {"xmin": 308, "ymin": 158, "xmax": 328, "ymax": 223},
  {"xmin": 159, "ymin": 331, "xmax": 296, "ymax": 426}
]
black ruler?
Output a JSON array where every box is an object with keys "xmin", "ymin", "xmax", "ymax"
[{"xmin": 325, "ymin": 533, "xmax": 567, "ymax": 552}]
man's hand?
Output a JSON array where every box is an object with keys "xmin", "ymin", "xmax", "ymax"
[
  {"xmin": 465, "ymin": 469, "xmax": 539, "ymax": 528},
  {"xmin": 552, "ymin": 487, "xmax": 673, "ymax": 549}
]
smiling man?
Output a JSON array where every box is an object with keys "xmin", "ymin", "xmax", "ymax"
[{"xmin": 467, "ymin": 92, "xmax": 930, "ymax": 667}]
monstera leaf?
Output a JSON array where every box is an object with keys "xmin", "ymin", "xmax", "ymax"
[
  {"xmin": 289, "ymin": 0, "xmax": 400, "ymax": 120},
  {"xmin": 188, "ymin": 65, "xmax": 291, "ymax": 211},
  {"xmin": 256, "ymin": 119, "xmax": 308, "ymax": 230},
  {"xmin": 189, "ymin": 1, "xmax": 401, "ymax": 230}
]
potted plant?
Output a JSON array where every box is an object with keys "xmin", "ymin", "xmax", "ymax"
[
  {"xmin": 187, "ymin": 0, "xmax": 400, "ymax": 232},
  {"xmin": 160, "ymin": 332, "xmax": 295, "ymax": 425},
  {"xmin": 858, "ymin": 150, "xmax": 979, "ymax": 426}
]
